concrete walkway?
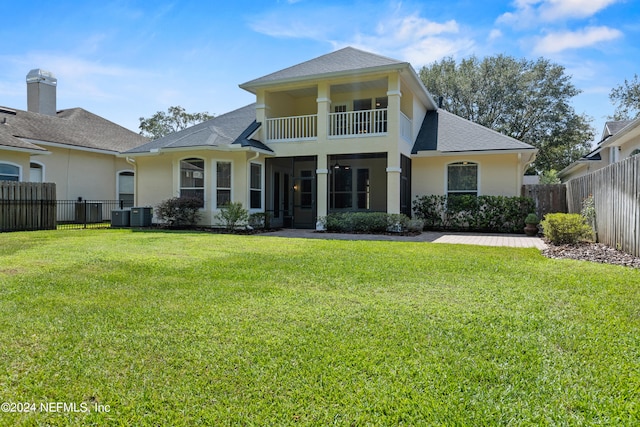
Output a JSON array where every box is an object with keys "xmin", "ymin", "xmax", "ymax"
[{"xmin": 260, "ymin": 229, "xmax": 547, "ymax": 249}]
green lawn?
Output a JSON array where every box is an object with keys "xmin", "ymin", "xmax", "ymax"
[{"xmin": 0, "ymin": 229, "xmax": 639, "ymax": 426}]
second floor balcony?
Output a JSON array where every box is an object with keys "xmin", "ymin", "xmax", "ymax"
[{"xmin": 264, "ymin": 109, "xmax": 413, "ymax": 143}]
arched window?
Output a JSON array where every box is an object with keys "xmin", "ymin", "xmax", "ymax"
[
  {"xmin": 180, "ymin": 158, "xmax": 204, "ymax": 207},
  {"xmin": 0, "ymin": 163, "xmax": 20, "ymax": 181},
  {"xmin": 630, "ymin": 149, "xmax": 640, "ymax": 158},
  {"xmin": 447, "ymin": 161, "xmax": 478, "ymax": 197},
  {"xmin": 118, "ymin": 171, "xmax": 134, "ymax": 208}
]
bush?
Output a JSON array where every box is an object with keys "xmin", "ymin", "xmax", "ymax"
[
  {"xmin": 215, "ymin": 202, "xmax": 249, "ymax": 231},
  {"xmin": 155, "ymin": 196, "xmax": 202, "ymax": 228},
  {"xmin": 319, "ymin": 212, "xmax": 413, "ymax": 234},
  {"xmin": 541, "ymin": 213, "xmax": 594, "ymax": 244},
  {"xmin": 248, "ymin": 212, "xmax": 273, "ymax": 230},
  {"xmin": 525, "ymin": 213, "xmax": 539, "ymax": 224},
  {"xmin": 412, "ymin": 195, "xmax": 535, "ymax": 233}
]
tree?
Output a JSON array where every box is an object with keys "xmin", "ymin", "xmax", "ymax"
[
  {"xmin": 419, "ymin": 55, "xmax": 594, "ymax": 173},
  {"xmin": 139, "ymin": 106, "xmax": 214, "ymax": 139},
  {"xmin": 609, "ymin": 74, "xmax": 640, "ymax": 120}
]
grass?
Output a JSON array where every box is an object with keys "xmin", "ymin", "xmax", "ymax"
[{"xmin": 0, "ymin": 229, "xmax": 639, "ymax": 426}]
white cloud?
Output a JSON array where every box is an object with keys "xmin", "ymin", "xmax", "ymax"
[
  {"xmin": 498, "ymin": 0, "xmax": 620, "ymax": 26},
  {"xmin": 488, "ymin": 29, "xmax": 503, "ymax": 41},
  {"xmin": 533, "ymin": 26, "xmax": 623, "ymax": 53},
  {"xmin": 248, "ymin": 4, "xmax": 474, "ymax": 67},
  {"xmin": 540, "ymin": 0, "xmax": 620, "ymax": 20}
]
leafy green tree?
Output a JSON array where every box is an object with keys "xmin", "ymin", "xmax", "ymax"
[
  {"xmin": 419, "ymin": 55, "xmax": 594, "ymax": 173},
  {"xmin": 539, "ymin": 169, "xmax": 560, "ymax": 184},
  {"xmin": 139, "ymin": 106, "xmax": 214, "ymax": 139},
  {"xmin": 609, "ymin": 74, "xmax": 640, "ymax": 120}
]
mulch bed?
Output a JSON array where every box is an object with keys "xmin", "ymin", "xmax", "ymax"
[{"xmin": 542, "ymin": 242, "xmax": 640, "ymax": 269}]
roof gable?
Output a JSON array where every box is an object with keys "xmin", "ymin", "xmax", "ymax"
[
  {"xmin": 240, "ymin": 47, "xmax": 407, "ymax": 90},
  {"xmin": 412, "ymin": 110, "xmax": 535, "ymax": 154},
  {"xmin": 125, "ymin": 103, "xmax": 273, "ymax": 154}
]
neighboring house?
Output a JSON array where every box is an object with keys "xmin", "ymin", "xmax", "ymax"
[
  {"xmin": 124, "ymin": 47, "xmax": 536, "ymax": 229},
  {"xmin": 558, "ymin": 118, "xmax": 640, "ymax": 182},
  {"xmin": 0, "ymin": 69, "xmax": 148, "ymax": 204}
]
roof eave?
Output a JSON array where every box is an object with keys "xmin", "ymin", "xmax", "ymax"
[
  {"xmin": 122, "ymin": 144, "xmax": 273, "ymax": 157},
  {"xmin": 240, "ymin": 63, "xmax": 410, "ymax": 93},
  {"xmin": 412, "ymin": 148, "xmax": 537, "ymax": 157},
  {"xmin": 0, "ymin": 145, "xmax": 50, "ymax": 155}
]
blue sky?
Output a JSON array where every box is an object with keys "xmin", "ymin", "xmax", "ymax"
[{"xmin": 1, "ymin": 0, "xmax": 638, "ymax": 145}]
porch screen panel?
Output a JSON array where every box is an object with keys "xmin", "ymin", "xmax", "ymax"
[{"xmin": 400, "ymin": 155, "xmax": 411, "ymax": 216}]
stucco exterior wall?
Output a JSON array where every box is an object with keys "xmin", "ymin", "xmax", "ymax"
[
  {"xmin": 31, "ymin": 146, "xmax": 131, "ymax": 200},
  {"xmin": 133, "ymin": 150, "xmax": 267, "ymax": 226},
  {"xmin": 412, "ymin": 153, "xmax": 523, "ymax": 197}
]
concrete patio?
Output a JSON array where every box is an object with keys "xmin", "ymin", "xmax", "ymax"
[{"xmin": 260, "ymin": 229, "xmax": 547, "ymax": 250}]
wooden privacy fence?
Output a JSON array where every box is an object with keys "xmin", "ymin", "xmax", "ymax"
[
  {"xmin": 0, "ymin": 182, "xmax": 57, "ymax": 231},
  {"xmin": 521, "ymin": 184, "xmax": 567, "ymax": 219},
  {"xmin": 566, "ymin": 155, "xmax": 640, "ymax": 257}
]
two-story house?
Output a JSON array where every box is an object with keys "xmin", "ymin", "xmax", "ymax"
[{"xmin": 124, "ymin": 47, "xmax": 536, "ymax": 229}]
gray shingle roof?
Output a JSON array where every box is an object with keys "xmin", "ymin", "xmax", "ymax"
[
  {"xmin": 0, "ymin": 106, "xmax": 147, "ymax": 152},
  {"xmin": 240, "ymin": 47, "xmax": 407, "ymax": 90},
  {"xmin": 603, "ymin": 120, "xmax": 634, "ymax": 140},
  {"xmin": 412, "ymin": 109, "xmax": 535, "ymax": 154},
  {"xmin": 125, "ymin": 103, "xmax": 273, "ymax": 154}
]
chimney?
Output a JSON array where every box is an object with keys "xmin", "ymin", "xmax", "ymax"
[{"xmin": 26, "ymin": 69, "xmax": 57, "ymax": 116}]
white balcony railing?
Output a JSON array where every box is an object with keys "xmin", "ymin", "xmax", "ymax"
[
  {"xmin": 329, "ymin": 109, "xmax": 387, "ymax": 137},
  {"xmin": 263, "ymin": 108, "xmax": 412, "ymax": 142},
  {"xmin": 400, "ymin": 112, "xmax": 412, "ymax": 142},
  {"xmin": 265, "ymin": 114, "xmax": 317, "ymax": 142}
]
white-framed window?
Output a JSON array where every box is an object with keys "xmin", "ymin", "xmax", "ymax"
[
  {"xmin": 249, "ymin": 163, "xmax": 262, "ymax": 209},
  {"xmin": 216, "ymin": 161, "xmax": 232, "ymax": 208},
  {"xmin": 29, "ymin": 162, "xmax": 44, "ymax": 182},
  {"xmin": 447, "ymin": 161, "xmax": 478, "ymax": 197},
  {"xmin": 118, "ymin": 171, "xmax": 134, "ymax": 208},
  {"xmin": 180, "ymin": 158, "xmax": 205, "ymax": 207},
  {"xmin": 0, "ymin": 162, "xmax": 20, "ymax": 181}
]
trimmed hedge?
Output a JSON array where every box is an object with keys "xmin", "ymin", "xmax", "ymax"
[
  {"xmin": 319, "ymin": 212, "xmax": 420, "ymax": 234},
  {"xmin": 412, "ymin": 195, "xmax": 535, "ymax": 233}
]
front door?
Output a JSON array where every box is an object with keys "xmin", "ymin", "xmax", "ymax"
[
  {"xmin": 293, "ymin": 170, "xmax": 315, "ymax": 229},
  {"xmin": 266, "ymin": 156, "xmax": 317, "ymax": 229},
  {"xmin": 270, "ymin": 168, "xmax": 292, "ymax": 228}
]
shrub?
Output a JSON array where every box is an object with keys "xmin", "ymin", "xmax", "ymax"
[
  {"xmin": 215, "ymin": 202, "xmax": 249, "ymax": 231},
  {"xmin": 248, "ymin": 212, "xmax": 273, "ymax": 230},
  {"xmin": 319, "ymin": 212, "xmax": 413, "ymax": 234},
  {"xmin": 412, "ymin": 195, "xmax": 535, "ymax": 233},
  {"xmin": 406, "ymin": 218, "xmax": 425, "ymax": 233},
  {"xmin": 541, "ymin": 213, "xmax": 594, "ymax": 244},
  {"xmin": 525, "ymin": 213, "xmax": 539, "ymax": 224},
  {"xmin": 155, "ymin": 196, "xmax": 202, "ymax": 228},
  {"xmin": 386, "ymin": 214, "xmax": 410, "ymax": 233}
]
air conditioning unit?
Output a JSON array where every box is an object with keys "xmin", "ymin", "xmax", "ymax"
[
  {"xmin": 130, "ymin": 207, "xmax": 153, "ymax": 227},
  {"xmin": 111, "ymin": 209, "xmax": 130, "ymax": 227}
]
